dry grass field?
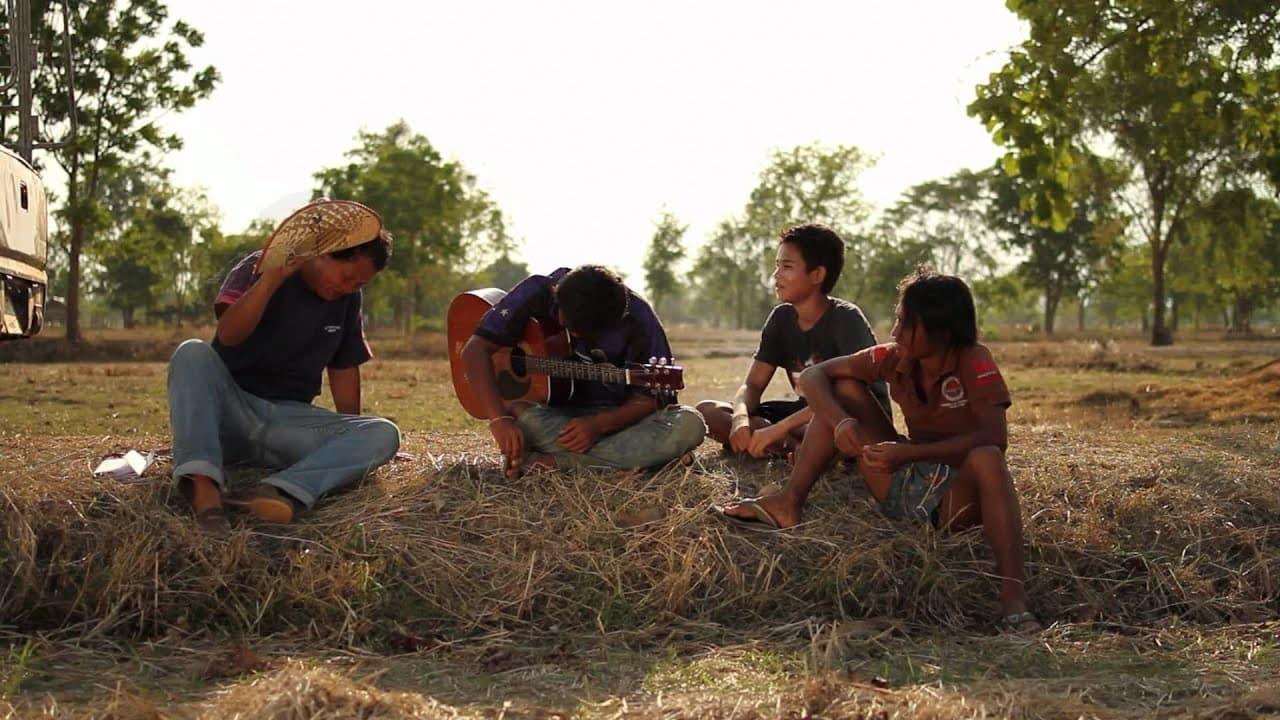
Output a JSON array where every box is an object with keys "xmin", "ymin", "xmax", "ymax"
[{"xmin": 1, "ymin": 328, "xmax": 1279, "ymax": 719}]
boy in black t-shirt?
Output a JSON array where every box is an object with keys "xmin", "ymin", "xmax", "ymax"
[
  {"xmin": 167, "ymin": 233, "xmax": 401, "ymax": 532},
  {"xmin": 696, "ymin": 224, "xmax": 888, "ymax": 458}
]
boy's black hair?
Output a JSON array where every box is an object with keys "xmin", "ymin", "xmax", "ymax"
[
  {"xmin": 895, "ymin": 266, "xmax": 978, "ymax": 348},
  {"xmin": 554, "ymin": 264, "xmax": 628, "ymax": 337},
  {"xmin": 779, "ymin": 224, "xmax": 844, "ymax": 295},
  {"xmin": 331, "ymin": 230, "xmax": 392, "ymax": 271}
]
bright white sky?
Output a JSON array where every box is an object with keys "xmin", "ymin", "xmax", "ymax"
[{"xmin": 162, "ymin": 0, "xmax": 1027, "ymax": 286}]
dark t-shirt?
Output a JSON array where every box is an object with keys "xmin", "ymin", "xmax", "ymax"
[
  {"xmin": 753, "ymin": 298, "xmax": 890, "ymax": 413},
  {"xmin": 474, "ymin": 267, "xmax": 675, "ymax": 407},
  {"xmin": 210, "ymin": 251, "xmax": 372, "ymax": 403}
]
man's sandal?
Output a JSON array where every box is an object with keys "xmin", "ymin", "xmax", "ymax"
[{"xmin": 225, "ymin": 484, "xmax": 297, "ymax": 524}]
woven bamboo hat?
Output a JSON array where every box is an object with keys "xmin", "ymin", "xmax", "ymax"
[{"xmin": 255, "ymin": 199, "xmax": 384, "ymax": 272}]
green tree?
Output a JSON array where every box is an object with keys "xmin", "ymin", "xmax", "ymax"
[
  {"xmin": 742, "ymin": 143, "xmax": 876, "ymax": 296},
  {"xmin": 1093, "ymin": 246, "xmax": 1154, "ymax": 330},
  {"xmin": 192, "ymin": 220, "xmax": 272, "ymax": 313},
  {"xmin": 89, "ymin": 160, "xmax": 214, "ymax": 326},
  {"xmin": 687, "ymin": 219, "xmax": 757, "ymax": 328},
  {"xmin": 481, "ymin": 254, "xmax": 529, "ymax": 292},
  {"xmin": 1179, "ymin": 188, "xmax": 1280, "ymax": 333},
  {"xmin": 689, "ymin": 143, "xmax": 876, "ymax": 328},
  {"xmin": 970, "ymin": 1, "xmax": 1280, "ymax": 345},
  {"xmin": 879, "ymin": 168, "xmax": 998, "ymax": 279},
  {"xmin": 855, "ymin": 234, "xmax": 936, "ymax": 324},
  {"xmin": 314, "ymin": 121, "xmax": 510, "ymax": 334},
  {"xmin": 643, "ymin": 209, "xmax": 687, "ymax": 317},
  {"xmin": 989, "ymin": 155, "xmax": 1128, "ymax": 335},
  {"xmin": 25, "ymin": 0, "xmax": 219, "ymax": 341}
]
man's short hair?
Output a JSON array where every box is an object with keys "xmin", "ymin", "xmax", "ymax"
[
  {"xmin": 896, "ymin": 266, "xmax": 978, "ymax": 348},
  {"xmin": 780, "ymin": 224, "xmax": 844, "ymax": 294},
  {"xmin": 331, "ymin": 230, "xmax": 392, "ymax": 271},
  {"xmin": 554, "ymin": 264, "xmax": 627, "ymax": 337}
]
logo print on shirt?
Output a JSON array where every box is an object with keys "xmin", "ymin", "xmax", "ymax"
[
  {"xmin": 323, "ymin": 325, "xmax": 341, "ymax": 334},
  {"xmin": 940, "ymin": 375, "xmax": 968, "ymax": 408}
]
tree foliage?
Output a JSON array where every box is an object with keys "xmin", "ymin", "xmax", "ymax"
[
  {"xmin": 1177, "ymin": 187, "xmax": 1280, "ymax": 332},
  {"xmin": 642, "ymin": 209, "xmax": 687, "ymax": 318},
  {"xmin": 313, "ymin": 121, "xmax": 512, "ymax": 334},
  {"xmin": 687, "ymin": 143, "xmax": 876, "ymax": 328},
  {"xmin": 971, "ymin": 0, "xmax": 1280, "ymax": 345},
  {"xmin": 989, "ymin": 155, "xmax": 1128, "ymax": 334},
  {"xmin": 21, "ymin": 0, "xmax": 219, "ymax": 341}
]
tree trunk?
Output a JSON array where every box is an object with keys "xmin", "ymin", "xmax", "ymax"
[
  {"xmin": 1077, "ymin": 294, "xmax": 1086, "ymax": 332},
  {"xmin": 122, "ymin": 306, "xmax": 135, "ymax": 329},
  {"xmin": 1232, "ymin": 295, "xmax": 1254, "ymax": 334},
  {"xmin": 1150, "ymin": 244, "xmax": 1173, "ymax": 345},
  {"xmin": 402, "ymin": 276, "xmax": 416, "ymax": 336},
  {"xmin": 1043, "ymin": 285, "xmax": 1059, "ymax": 336},
  {"xmin": 1170, "ymin": 295, "xmax": 1179, "ymax": 333},
  {"xmin": 67, "ymin": 223, "xmax": 85, "ymax": 343}
]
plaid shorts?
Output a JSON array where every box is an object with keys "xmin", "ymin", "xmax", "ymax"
[{"xmin": 879, "ymin": 461, "xmax": 953, "ymax": 524}]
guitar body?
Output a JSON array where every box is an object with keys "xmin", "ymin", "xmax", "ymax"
[{"xmin": 447, "ymin": 289, "xmax": 574, "ymax": 419}]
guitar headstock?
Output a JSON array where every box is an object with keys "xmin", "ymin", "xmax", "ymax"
[{"xmin": 629, "ymin": 356, "xmax": 685, "ymax": 391}]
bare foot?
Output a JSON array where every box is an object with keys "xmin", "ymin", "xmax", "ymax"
[
  {"xmin": 504, "ymin": 452, "xmax": 557, "ymax": 479},
  {"xmin": 722, "ymin": 491, "xmax": 802, "ymax": 528}
]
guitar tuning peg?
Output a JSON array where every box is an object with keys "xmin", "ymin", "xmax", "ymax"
[
  {"xmin": 659, "ymin": 357, "xmax": 667, "ymax": 365},
  {"xmin": 649, "ymin": 356, "xmax": 657, "ymax": 364}
]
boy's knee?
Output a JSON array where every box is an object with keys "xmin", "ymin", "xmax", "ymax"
[
  {"xmin": 964, "ymin": 445, "xmax": 1006, "ymax": 474},
  {"xmin": 170, "ymin": 338, "xmax": 216, "ymax": 367},
  {"xmin": 667, "ymin": 406, "xmax": 708, "ymax": 452},
  {"xmin": 365, "ymin": 419, "xmax": 401, "ymax": 465},
  {"xmin": 832, "ymin": 378, "xmax": 871, "ymax": 403},
  {"xmin": 695, "ymin": 399, "xmax": 722, "ymax": 418}
]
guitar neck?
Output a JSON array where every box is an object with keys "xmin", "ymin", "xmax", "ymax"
[{"xmin": 525, "ymin": 355, "xmax": 630, "ymax": 385}]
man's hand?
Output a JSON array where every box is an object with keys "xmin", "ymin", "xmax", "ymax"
[
  {"xmin": 259, "ymin": 253, "xmax": 307, "ymax": 289},
  {"xmin": 558, "ymin": 415, "xmax": 603, "ymax": 454},
  {"xmin": 833, "ymin": 417, "xmax": 863, "ymax": 458},
  {"xmin": 862, "ymin": 441, "xmax": 909, "ymax": 474},
  {"xmin": 747, "ymin": 424, "xmax": 786, "ymax": 458},
  {"xmin": 728, "ymin": 424, "xmax": 753, "ymax": 454},
  {"xmin": 490, "ymin": 416, "xmax": 524, "ymax": 467}
]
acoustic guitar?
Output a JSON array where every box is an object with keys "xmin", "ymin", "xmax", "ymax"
[{"xmin": 447, "ymin": 288, "xmax": 685, "ymax": 419}]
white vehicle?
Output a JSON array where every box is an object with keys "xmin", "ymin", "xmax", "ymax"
[{"xmin": 0, "ymin": 143, "xmax": 48, "ymax": 339}]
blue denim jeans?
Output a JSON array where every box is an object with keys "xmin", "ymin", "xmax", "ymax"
[
  {"xmin": 516, "ymin": 403, "xmax": 707, "ymax": 470},
  {"xmin": 167, "ymin": 339, "xmax": 401, "ymax": 508}
]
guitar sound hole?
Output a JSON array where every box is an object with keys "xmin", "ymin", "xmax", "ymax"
[
  {"xmin": 497, "ymin": 347, "xmax": 530, "ymax": 400},
  {"xmin": 496, "ymin": 372, "xmax": 531, "ymax": 400}
]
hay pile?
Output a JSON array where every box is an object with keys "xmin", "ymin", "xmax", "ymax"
[
  {"xmin": 2, "ymin": 420, "xmax": 1278, "ymax": 647},
  {"xmin": 1142, "ymin": 358, "xmax": 1280, "ymax": 423}
]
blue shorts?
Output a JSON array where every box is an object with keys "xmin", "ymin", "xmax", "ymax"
[{"xmin": 879, "ymin": 461, "xmax": 953, "ymax": 524}]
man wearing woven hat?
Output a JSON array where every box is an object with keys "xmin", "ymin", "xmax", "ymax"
[{"xmin": 167, "ymin": 204, "xmax": 400, "ymax": 532}]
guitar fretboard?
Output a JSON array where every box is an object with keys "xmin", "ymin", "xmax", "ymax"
[{"xmin": 525, "ymin": 356, "xmax": 629, "ymax": 384}]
